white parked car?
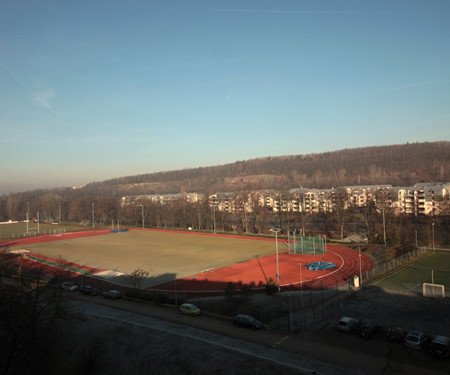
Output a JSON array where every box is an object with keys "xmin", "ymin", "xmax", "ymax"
[
  {"xmin": 337, "ymin": 317, "xmax": 358, "ymax": 333},
  {"xmin": 61, "ymin": 281, "xmax": 78, "ymax": 291}
]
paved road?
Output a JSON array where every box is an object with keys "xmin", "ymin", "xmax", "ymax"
[{"xmin": 66, "ymin": 292, "xmax": 448, "ymax": 375}]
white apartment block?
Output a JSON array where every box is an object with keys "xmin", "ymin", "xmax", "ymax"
[
  {"xmin": 208, "ymin": 183, "xmax": 450, "ymax": 216},
  {"xmin": 121, "ymin": 192, "xmax": 205, "ymax": 207}
]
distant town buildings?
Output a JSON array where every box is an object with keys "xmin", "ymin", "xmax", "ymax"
[{"xmin": 121, "ymin": 182, "xmax": 450, "ymax": 216}]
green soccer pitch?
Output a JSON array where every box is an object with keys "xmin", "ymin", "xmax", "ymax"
[{"xmin": 372, "ymin": 252, "xmax": 450, "ymax": 296}]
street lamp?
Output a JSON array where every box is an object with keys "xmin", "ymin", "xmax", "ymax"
[
  {"xmin": 213, "ymin": 204, "xmax": 216, "ymax": 234},
  {"xmin": 432, "ymin": 223, "xmax": 435, "ymax": 252},
  {"xmin": 270, "ymin": 228, "xmax": 281, "ymax": 292},
  {"xmin": 139, "ymin": 204, "xmax": 145, "ymax": 229},
  {"xmin": 92, "ymin": 203, "xmax": 95, "ymax": 228},
  {"xmin": 26, "ymin": 202, "xmax": 29, "ymax": 235}
]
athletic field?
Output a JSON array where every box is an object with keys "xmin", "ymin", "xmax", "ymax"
[
  {"xmin": 372, "ymin": 252, "xmax": 450, "ymax": 296},
  {"xmin": 3, "ymin": 229, "xmax": 375, "ymax": 292},
  {"xmin": 6, "ymin": 229, "xmax": 277, "ymax": 287}
]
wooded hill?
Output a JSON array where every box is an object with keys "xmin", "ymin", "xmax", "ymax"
[
  {"xmin": 82, "ymin": 142, "xmax": 449, "ymax": 198},
  {"xmin": 3, "ymin": 142, "xmax": 450, "ymax": 204}
]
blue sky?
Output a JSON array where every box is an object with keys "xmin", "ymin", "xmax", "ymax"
[{"xmin": 1, "ymin": 0, "xmax": 449, "ymax": 194}]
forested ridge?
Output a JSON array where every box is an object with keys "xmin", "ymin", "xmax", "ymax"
[
  {"xmin": 2, "ymin": 142, "xmax": 450, "ymax": 203},
  {"xmin": 86, "ymin": 142, "xmax": 449, "ymax": 197}
]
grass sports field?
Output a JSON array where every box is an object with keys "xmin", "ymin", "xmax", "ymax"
[
  {"xmin": 10, "ymin": 230, "xmax": 277, "ymax": 287},
  {"xmin": 372, "ymin": 251, "xmax": 450, "ymax": 296}
]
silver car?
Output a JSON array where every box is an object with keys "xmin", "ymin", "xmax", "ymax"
[
  {"xmin": 404, "ymin": 330, "xmax": 427, "ymax": 350},
  {"xmin": 61, "ymin": 281, "xmax": 78, "ymax": 291}
]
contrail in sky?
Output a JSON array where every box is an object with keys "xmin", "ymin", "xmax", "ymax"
[
  {"xmin": 0, "ymin": 61, "xmax": 72, "ymax": 129},
  {"xmin": 211, "ymin": 9, "xmax": 443, "ymax": 15}
]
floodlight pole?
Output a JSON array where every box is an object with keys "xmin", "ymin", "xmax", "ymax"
[
  {"xmin": 92, "ymin": 203, "xmax": 95, "ymax": 228},
  {"xmin": 382, "ymin": 207, "xmax": 387, "ymax": 246},
  {"xmin": 359, "ymin": 246, "xmax": 362, "ymax": 287},
  {"xmin": 299, "ymin": 263, "xmax": 303, "ymax": 309},
  {"xmin": 271, "ymin": 228, "xmax": 281, "ymax": 292}
]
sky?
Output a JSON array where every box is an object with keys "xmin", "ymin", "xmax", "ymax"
[{"xmin": 1, "ymin": 0, "xmax": 449, "ymax": 194}]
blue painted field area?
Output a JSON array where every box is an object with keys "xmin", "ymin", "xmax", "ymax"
[{"xmin": 305, "ymin": 261, "xmax": 336, "ymax": 271}]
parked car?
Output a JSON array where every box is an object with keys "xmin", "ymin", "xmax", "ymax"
[
  {"xmin": 179, "ymin": 303, "xmax": 201, "ymax": 316},
  {"xmin": 61, "ymin": 281, "xmax": 78, "ymax": 291},
  {"xmin": 102, "ymin": 290, "xmax": 121, "ymax": 300},
  {"xmin": 429, "ymin": 335, "xmax": 450, "ymax": 358},
  {"xmin": 359, "ymin": 322, "xmax": 379, "ymax": 340},
  {"xmin": 404, "ymin": 330, "xmax": 428, "ymax": 350},
  {"xmin": 233, "ymin": 314, "xmax": 263, "ymax": 330},
  {"xmin": 79, "ymin": 285, "xmax": 101, "ymax": 296},
  {"xmin": 385, "ymin": 326, "xmax": 405, "ymax": 343},
  {"xmin": 337, "ymin": 317, "xmax": 358, "ymax": 333}
]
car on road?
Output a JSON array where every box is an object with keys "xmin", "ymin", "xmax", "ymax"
[
  {"xmin": 61, "ymin": 281, "xmax": 78, "ymax": 291},
  {"xmin": 102, "ymin": 290, "xmax": 121, "ymax": 300},
  {"xmin": 385, "ymin": 326, "xmax": 405, "ymax": 343},
  {"xmin": 429, "ymin": 335, "xmax": 450, "ymax": 358},
  {"xmin": 336, "ymin": 317, "xmax": 358, "ymax": 333},
  {"xmin": 233, "ymin": 314, "xmax": 262, "ymax": 330},
  {"xmin": 79, "ymin": 285, "xmax": 101, "ymax": 296},
  {"xmin": 179, "ymin": 303, "xmax": 201, "ymax": 316},
  {"xmin": 404, "ymin": 330, "xmax": 428, "ymax": 350}
]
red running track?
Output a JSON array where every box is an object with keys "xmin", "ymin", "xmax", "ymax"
[{"xmin": 152, "ymin": 244, "xmax": 375, "ymax": 294}]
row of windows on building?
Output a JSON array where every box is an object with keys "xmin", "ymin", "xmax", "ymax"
[{"xmin": 121, "ymin": 182, "xmax": 450, "ymax": 216}]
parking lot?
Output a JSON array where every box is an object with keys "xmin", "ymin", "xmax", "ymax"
[{"xmin": 295, "ymin": 286, "xmax": 450, "ymax": 374}]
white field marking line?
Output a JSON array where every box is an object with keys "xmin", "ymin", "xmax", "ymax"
[
  {"xmin": 87, "ymin": 312, "xmax": 326, "ymax": 375},
  {"xmin": 372, "ymin": 252, "xmax": 436, "ymax": 285},
  {"xmin": 408, "ymin": 283, "xmax": 422, "ymax": 292},
  {"xmin": 274, "ymin": 335, "xmax": 290, "ymax": 346}
]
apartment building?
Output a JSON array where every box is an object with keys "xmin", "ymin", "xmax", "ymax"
[
  {"xmin": 208, "ymin": 183, "xmax": 449, "ymax": 216},
  {"xmin": 121, "ymin": 192, "xmax": 205, "ymax": 206},
  {"xmin": 121, "ymin": 183, "xmax": 449, "ymax": 216}
]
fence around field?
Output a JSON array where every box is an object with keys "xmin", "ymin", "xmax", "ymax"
[
  {"xmin": 10, "ymin": 228, "xmax": 66, "ymax": 238},
  {"xmin": 268, "ymin": 246, "xmax": 441, "ymax": 332}
]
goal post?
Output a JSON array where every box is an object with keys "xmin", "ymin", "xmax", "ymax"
[{"xmin": 423, "ymin": 283, "xmax": 445, "ymax": 298}]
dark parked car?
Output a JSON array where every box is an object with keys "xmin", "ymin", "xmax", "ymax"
[
  {"xmin": 102, "ymin": 290, "xmax": 121, "ymax": 300},
  {"xmin": 385, "ymin": 326, "xmax": 405, "ymax": 343},
  {"xmin": 233, "ymin": 314, "xmax": 262, "ymax": 330},
  {"xmin": 359, "ymin": 322, "xmax": 379, "ymax": 340},
  {"xmin": 79, "ymin": 285, "xmax": 101, "ymax": 296},
  {"xmin": 429, "ymin": 335, "xmax": 450, "ymax": 358}
]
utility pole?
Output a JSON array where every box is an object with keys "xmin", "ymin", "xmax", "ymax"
[
  {"xmin": 432, "ymin": 223, "xmax": 435, "ymax": 252},
  {"xmin": 271, "ymin": 228, "xmax": 281, "ymax": 292}
]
